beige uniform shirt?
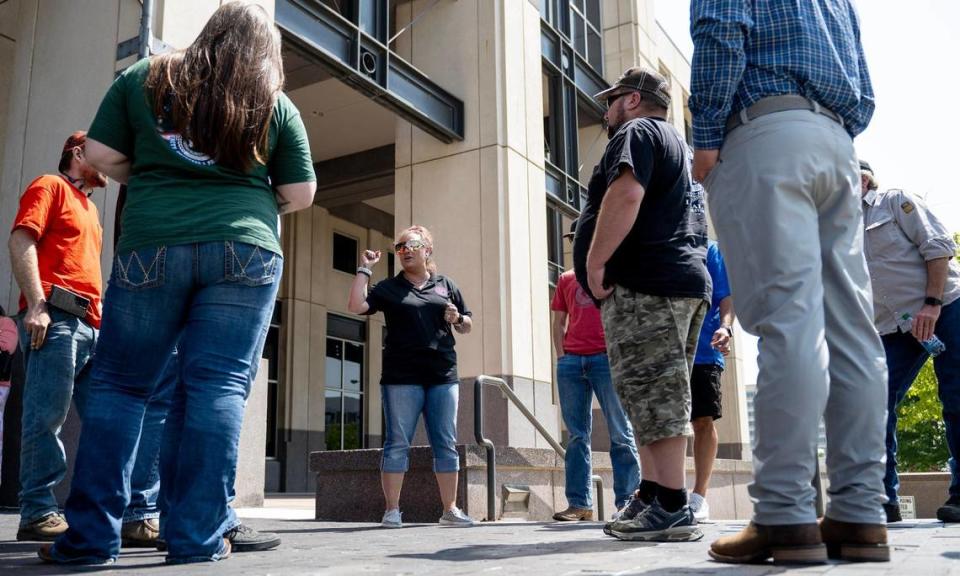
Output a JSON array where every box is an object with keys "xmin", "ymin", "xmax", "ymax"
[{"xmin": 862, "ymin": 188, "xmax": 960, "ymax": 335}]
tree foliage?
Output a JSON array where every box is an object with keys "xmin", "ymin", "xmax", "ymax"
[
  {"xmin": 893, "ymin": 232, "xmax": 959, "ymax": 471},
  {"xmin": 896, "ymin": 359, "xmax": 949, "ymax": 471}
]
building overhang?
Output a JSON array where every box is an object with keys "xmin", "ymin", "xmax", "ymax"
[{"xmin": 276, "ymin": 0, "xmax": 465, "ymax": 143}]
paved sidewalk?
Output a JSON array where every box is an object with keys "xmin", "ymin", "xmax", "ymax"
[{"xmin": 1, "ymin": 512, "xmax": 959, "ymax": 575}]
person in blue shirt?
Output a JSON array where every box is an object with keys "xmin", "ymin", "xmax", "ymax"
[
  {"xmin": 688, "ymin": 241, "xmax": 733, "ymax": 523},
  {"xmin": 689, "ymin": 0, "xmax": 889, "ymax": 565}
]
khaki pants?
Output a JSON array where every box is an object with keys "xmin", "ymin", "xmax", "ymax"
[{"xmin": 706, "ymin": 109, "xmax": 887, "ymax": 525}]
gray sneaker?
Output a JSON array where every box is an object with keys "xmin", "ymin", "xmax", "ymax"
[
  {"xmin": 382, "ymin": 509, "xmax": 403, "ymax": 528},
  {"xmin": 604, "ymin": 492, "xmax": 649, "ymax": 536},
  {"xmin": 609, "ymin": 500, "xmax": 703, "ymax": 542},
  {"xmin": 439, "ymin": 507, "xmax": 477, "ymax": 526}
]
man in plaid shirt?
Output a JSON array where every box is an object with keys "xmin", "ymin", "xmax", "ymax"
[{"xmin": 689, "ymin": 0, "xmax": 889, "ymax": 565}]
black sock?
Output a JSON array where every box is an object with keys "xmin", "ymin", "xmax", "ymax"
[
  {"xmin": 658, "ymin": 487, "xmax": 688, "ymax": 513},
  {"xmin": 637, "ymin": 479, "xmax": 659, "ymax": 504}
]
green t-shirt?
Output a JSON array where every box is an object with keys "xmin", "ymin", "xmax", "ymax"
[{"xmin": 88, "ymin": 58, "xmax": 315, "ymax": 255}]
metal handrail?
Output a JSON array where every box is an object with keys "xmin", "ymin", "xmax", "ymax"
[{"xmin": 475, "ymin": 375, "xmax": 605, "ymax": 522}]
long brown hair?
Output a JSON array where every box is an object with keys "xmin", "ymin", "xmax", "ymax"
[{"xmin": 145, "ymin": 2, "xmax": 284, "ymax": 172}]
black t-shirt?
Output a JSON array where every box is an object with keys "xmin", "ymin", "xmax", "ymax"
[
  {"xmin": 364, "ymin": 273, "xmax": 471, "ymax": 385},
  {"xmin": 573, "ymin": 117, "xmax": 711, "ymax": 302}
]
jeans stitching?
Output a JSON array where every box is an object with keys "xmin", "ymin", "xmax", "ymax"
[
  {"xmin": 115, "ymin": 247, "xmax": 165, "ymax": 289},
  {"xmin": 225, "ymin": 241, "xmax": 277, "ymax": 285}
]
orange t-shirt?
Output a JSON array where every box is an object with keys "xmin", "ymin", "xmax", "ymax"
[{"xmin": 12, "ymin": 175, "xmax": 103, "ymax": 328}]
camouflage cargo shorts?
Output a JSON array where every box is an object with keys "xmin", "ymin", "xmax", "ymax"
[{"xmin": 601, "ymin": 287, "xmax": 707, "ymax": 446}]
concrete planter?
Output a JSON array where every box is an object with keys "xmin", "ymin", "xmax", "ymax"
[{"xmin": 312, "ymin": 445, "xmax": 758, "ymax": 522}]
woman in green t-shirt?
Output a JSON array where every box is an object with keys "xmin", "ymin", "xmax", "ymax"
[{"xmin": 40, "ymin": 2, "xmax": 316, "ymax": 567}]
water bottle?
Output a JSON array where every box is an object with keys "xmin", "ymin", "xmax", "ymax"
[{"xmin": 901, "ymin": 313, "xmax": 947, "ymax": 357}]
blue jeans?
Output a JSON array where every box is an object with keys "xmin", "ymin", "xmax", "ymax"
[
  {"xmin": 883, "ymin": 299, "xmax": 960, "ymax": 505},
  {"xmin": 557, "ymin": 353, "xmax": 640, "ymax": 509},
  {"xmin": 17, "ymin": 309, "xmax": 174, "ymax": 526},
  {"xmin": 17, "ymin": 309, "xmax": 95, "ymax": 524},
  {"xmin": 381, "ymin": 383, "xmax": 460, "ymax": 473},
  {"xmin": 50, "ymin": 242, "xmax": 281, "ymax": 564}
]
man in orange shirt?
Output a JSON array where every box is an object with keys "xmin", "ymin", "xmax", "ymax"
[
  {"xmin": 9, "ymin": 132, "xmax": 104, "ymax": 541},
  {"xmin": 8, "ymin": 132, "xmax": 170, "ymax": 546}
]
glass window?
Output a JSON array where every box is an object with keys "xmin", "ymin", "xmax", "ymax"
[
  {"xmin": 324, "ymin": 388, "xmax": 343, "ymax": 451},
  {"xmin": 585, "ymin": 0, "xmax": 600, "ymax": 29},
  {"xmin": 325, "ymin": 315, "xmax": 366, "ymax": 451},
  {"xmin": 543, "ymin": 69, "xmax": 560, "ymax": 167},
  {"xmin": 343, "ymin": 393, "xmax": 363, "ymax": 450},
  {"xmin": 587, "ymin": 29, "xmax": 602, "ymax": 72},
  {"xmin": 343, "ymin": 342, "xmax": 363, "ymax": 392},
  {"xmin": 566, "ymin": 0, "xmax": 602, "ymax": 75},
  {"xmin": 264, "ymin": 300, "xmax": 283, "ymax": 459},
  {"xmin": 572, "ymin": 15, "xmax": 586, "ymax": 55},
  {"xmin": 546, "ymin": 203, "xmax": 565, "ymax": 287},
  {"xmin": 333, "ymin": 233, "xmax": 358, "ymax": 274}
]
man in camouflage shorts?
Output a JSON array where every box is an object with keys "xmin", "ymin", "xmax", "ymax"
[
  {"xmin": 574, "ymin": 68, "xmax": 711, "ymax": 542},
  {"xmin": 603, "ymin": 290, "xmax": 705, "ymax": 447}
]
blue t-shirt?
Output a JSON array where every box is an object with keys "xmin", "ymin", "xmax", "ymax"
[{"xmin": 694, "ymin": 241, "xmax": 732, "ymax": 367}]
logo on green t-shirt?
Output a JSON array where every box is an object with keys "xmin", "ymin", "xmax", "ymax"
[{"xmin": 158, "ymin": 131, "xmax": 215, "ymax": 166}]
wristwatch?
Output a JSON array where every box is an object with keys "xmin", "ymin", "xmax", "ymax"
[
  {"xmin": 720, "ymin": 325, "xmax": 733, "ymax": 337},
  {"xmin": 925, "ymin": 296, "xmax": 943, "ymax": 307}
]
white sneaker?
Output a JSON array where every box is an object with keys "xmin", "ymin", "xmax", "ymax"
[
  {"xmin": 382, "ymin": 508, "xmax": 402, "ymax": 528},
  {"xmin": 439, "ymin": 506, "xmax": 477, "ymax": 526},
  {"xmin": 688, "ymin": 492, "xmax": 710, "ymax": 522}
]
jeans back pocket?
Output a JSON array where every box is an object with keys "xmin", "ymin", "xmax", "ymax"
[
  {"xmin": 224, "ymin": 241, "xmax": 280, "ymax": 286},
  {"xmin": 113, "ymin": 246, "xmax": 166, "ymax": 291}
]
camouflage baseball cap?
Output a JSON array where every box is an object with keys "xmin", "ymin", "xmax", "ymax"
[{"xmin": 594, "ymin": 67, "xmax": 671, "ymax": 109}]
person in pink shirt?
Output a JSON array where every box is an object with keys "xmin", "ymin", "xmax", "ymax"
[
  {"xmin": 0, "ymin": 311, "xmax": 16, "ymax": 478},
  {"xmin": 551, "ymin": 219, "xmax": 640, "ymax": 521}
]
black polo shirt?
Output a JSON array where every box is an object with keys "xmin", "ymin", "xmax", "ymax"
[
  {"xmin": 573, "ymin": 116, "xmax": 711, "ymax": 302},
  {"xmin": 364, "ymin": 273, "xmax": 471, "ymax": 386}
]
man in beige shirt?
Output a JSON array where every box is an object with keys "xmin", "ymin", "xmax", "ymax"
[{"xmin": 860, "ymin": 160, "xmax": 960, "ymax": 524}]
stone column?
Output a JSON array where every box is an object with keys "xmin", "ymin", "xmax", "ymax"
[
  {"xmin": 393, "ymin": 0, "xmax": 560, "ymax": 448},
  {"xmin": 0, "ymin": 0, "xmax": 135, "ymax": 311}
]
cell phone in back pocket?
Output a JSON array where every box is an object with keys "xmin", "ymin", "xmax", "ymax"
[{"xmin": 48, "ymin": 284, "xmax": 90, "ymax": 318}]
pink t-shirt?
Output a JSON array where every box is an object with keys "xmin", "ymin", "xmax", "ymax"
[{"xmin": 550, "ymin": 271, "xmax": 606, "ymax": 355}]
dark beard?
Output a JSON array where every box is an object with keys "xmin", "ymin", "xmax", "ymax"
[
  {"xmin": 606, "ymin": 120, "xmax": 622, "ymax": 139},
  {"xmin": 84, "ymin": 170, "xmax": 108, "ymax": 189}
]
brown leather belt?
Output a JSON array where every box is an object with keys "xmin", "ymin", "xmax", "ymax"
[{"xmin": 725, "ymin": 94, "xmax": 843, "ymax": 134}]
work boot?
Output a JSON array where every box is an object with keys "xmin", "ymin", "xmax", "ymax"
[
  {"xmin": 937, "ymin": 495, "xmax": 960, "ymax": 523},
  {"xmin": 17, "ymin": 512, "xmax": 68, "ymax": 542},
  {"xmin": 552, "ymin": 506, "xmax": 593, "ymax": 521},
  {"xmin": 819, "ymin": 516, "xmax": 889, "ymax": 562},
  {"xmin": 709, "ymin": 521, "xmax": 827, "ymax": 565},
  {"xmin": 121, "ymin": 518, "xmax": 160, "ymax": 548},
  {"xmin": 883, "ymin": 502, "xmax": 902, "ymax": 523}
]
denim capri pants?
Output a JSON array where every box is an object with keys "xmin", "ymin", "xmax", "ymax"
[{"xmin": 381, "ymin": 383, "xmax": 460, "ymax": 473}]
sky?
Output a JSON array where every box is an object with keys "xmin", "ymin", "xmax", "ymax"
[{"xmin": 655, "ymin": 0, "xmax": 960, "ymax": 233}]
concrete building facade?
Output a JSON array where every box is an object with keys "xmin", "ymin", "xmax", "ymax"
[{"xmin": 0, "ymin": 0, "xmax": 754, "ymax": 502}]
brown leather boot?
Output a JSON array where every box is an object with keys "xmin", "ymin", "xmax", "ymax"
[
  {"xmin": 552, "ymin": 506, "xmax": 593, "ymax": 521},
  {"xmin": 819, "ymin": 517, "xmax": 890, "ymax": 562},
  {"xmin": 709, "ymin": 522, "xmax": 827, "ymax": 564}
]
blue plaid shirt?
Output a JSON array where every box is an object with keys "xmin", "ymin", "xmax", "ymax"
[{"xmin": 689, "ymin": 0, "xmax": 875, "ymax": 149}]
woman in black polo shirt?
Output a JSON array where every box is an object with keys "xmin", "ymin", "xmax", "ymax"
[{"xmin": 347, "ymin": 225, "xmax": 476, "ymax": 528}]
